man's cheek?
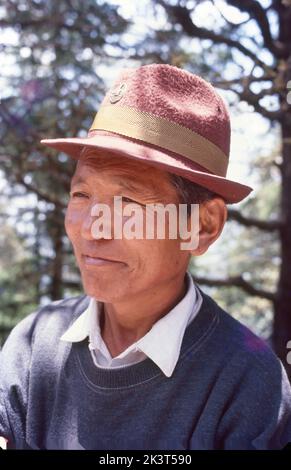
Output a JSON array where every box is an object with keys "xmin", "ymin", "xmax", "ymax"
[{"xmin": 65, "ymin": 210, "xmax": 80, "ymax": 237}]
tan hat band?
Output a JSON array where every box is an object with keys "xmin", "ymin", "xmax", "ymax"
[{"xmin": 89, "ymin": 105, "xmax": 228, "ymax": 177}]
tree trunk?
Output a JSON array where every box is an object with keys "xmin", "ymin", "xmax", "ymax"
[
  {"xmin": 272, "ymin": 5, "xmax": 291, "ymax": 378},
  {"xmin": 50, "ymin": 207, "xmax": 64, "ymax": 300},
  {"xmin": 273, "ymin": 117, "xmax": 291, "ymax": 379}
]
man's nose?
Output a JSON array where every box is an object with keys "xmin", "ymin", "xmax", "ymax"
[{"xmin": 80, "ymin": 203, "xmax": 113, "ymax": 240}]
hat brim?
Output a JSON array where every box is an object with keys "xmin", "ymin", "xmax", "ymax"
[{"xmin": 40, "ymin": 131, "xmax": 252, "ymax": 204}]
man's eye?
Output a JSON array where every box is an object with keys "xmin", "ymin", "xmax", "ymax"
[
  {"xmin": 122, "ymin": 196, "xmax": 138, "ymax": 204},
  {"xmin": 122, "ymin": 196, "xmax": 146, "ymax": 206},
  {"xmin": 71, "ymin": 192, "xmax": 89, "ymax": 199}
]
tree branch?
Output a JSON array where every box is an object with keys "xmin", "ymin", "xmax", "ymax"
[
  {"xmin": 157, "ymin": 1, "xmax": 274, "ymax": 74},
  {"xmin": 225, "ymin": 0, "xmax": 287, "ymax": 57},
  {"xmin": 192, "ymin": 274, "xmax": 275, "ymax": 301},
  {"xmin": 212, "ymin": 64, "xmax": 282, "ymax": 120},
  {"xmin": 228, "ymin": 209, "xmax": 282, "ymax": 231},
  {"xmin": 62, "ymin": 281, "xmax": 82, "ymax": 290},
  {"xmin": 211, "ymin": 0, "xmax": 251, "ymax": 30},
  {"xmin": 212, "ymin": 75, "xmax": 274, "ymax": 88},
  {"xmin": 15, "ymin": 173, "xmax": 66, "ymax": 209},
  {"xmin": 230, "ymin": 87, "xmax": 282, "ymax": 120}
]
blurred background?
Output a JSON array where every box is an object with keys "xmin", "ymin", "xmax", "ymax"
[{"xmin": 0, "ymin": 0, "xmax": 291, "ymax": 377}]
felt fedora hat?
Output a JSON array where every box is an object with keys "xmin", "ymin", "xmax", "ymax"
[{"xmin": 41, "ymin": 64, "xmax": 252, "ymax": 203}]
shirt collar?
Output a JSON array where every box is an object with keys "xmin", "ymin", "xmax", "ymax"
[
  {"xmin": 134, "ymin": 272, "xmax": 199, "ymax": 377},
  {"xmin": 60, "ymin": 271, "xmax": 200, "ymax": 377}
]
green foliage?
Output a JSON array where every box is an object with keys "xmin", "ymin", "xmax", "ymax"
[{"xmin": 0, "ymin": 0, "xmax": 130, "ymax": 344}]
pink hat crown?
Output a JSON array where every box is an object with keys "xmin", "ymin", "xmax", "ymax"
[{"xmin": 100, "ymin": 64, "xmax": 230, "ymax": 158}]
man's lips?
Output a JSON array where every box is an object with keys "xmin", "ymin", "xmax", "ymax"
[{"xmin": 81, "ymin": 254, "xmax": 124, "ymax": 266}]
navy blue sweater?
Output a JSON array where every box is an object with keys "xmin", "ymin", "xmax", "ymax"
[{"xmin": 1, "ymin": 289, "xmax": 291, "ymax": 450}]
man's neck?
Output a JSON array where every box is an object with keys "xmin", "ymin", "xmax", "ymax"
[{"xmin": 100, "ymin": 274, "xmax": 188, "ymax": 358}]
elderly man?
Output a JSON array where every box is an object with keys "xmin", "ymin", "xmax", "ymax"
[{"xmin": 1, "ymin": 64, "xmax": 291, "ymax": 450}]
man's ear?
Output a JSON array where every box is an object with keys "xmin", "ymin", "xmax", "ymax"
[{"xmin": 190, "ymin": 197, "xmax": 227, "ymax": 256}]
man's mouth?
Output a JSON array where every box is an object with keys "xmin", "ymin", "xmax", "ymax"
[{"xmin": 81, "ymin": 254, "xmax": 124, "ymax": 266}]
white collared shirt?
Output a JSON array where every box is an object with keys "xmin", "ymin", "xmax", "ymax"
[{"xmin": 61, "ymin": 271, "xmax": 202, "ymax": 377}]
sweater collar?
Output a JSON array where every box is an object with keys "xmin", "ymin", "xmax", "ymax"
[
  {"xmin": 72, "ymin": 287, "xmax": 219, "ymax": 389},
  {"xmin": 60, "ymin": 271, "xmax": 202, "ymax": 377}
]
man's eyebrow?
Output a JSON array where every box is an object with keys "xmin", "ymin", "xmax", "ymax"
[
  {"xmin": 70, "ymin": 175, "xmax": 147, "ymax": 194},
  {"xmin": 71, "ymin": 176, "xmax": 87, "ymax": 186},
  {"xmin": 117, "ymin": 179, "xmax": 145, "ymax": 193}
]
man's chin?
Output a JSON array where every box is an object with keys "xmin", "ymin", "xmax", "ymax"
[{"xmin": 81, "ymin": 278, "xmax": 126, "ymax": 303}]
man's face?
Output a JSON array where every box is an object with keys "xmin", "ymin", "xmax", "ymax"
[{"xmin": 65, "ymin": 149, "xmax": 191, "ymax": 303}]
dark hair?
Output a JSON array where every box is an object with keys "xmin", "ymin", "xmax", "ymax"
[{"xmin": 169, "ymin": 173, "xmax": 220, "ymax": 217}]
